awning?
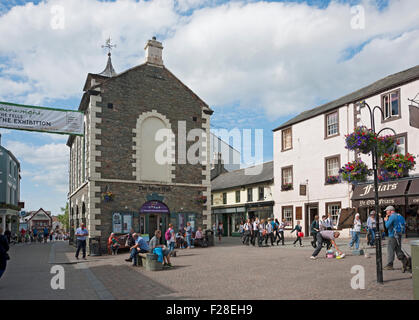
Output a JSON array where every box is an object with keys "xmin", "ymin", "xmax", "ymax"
[
  {"xmin": 408, "ymin": 178, "xmax": 419, "ymax": 205},
  {"xmin": 352, "ymin": 180, "xmax": 409, "ymax": 208}
]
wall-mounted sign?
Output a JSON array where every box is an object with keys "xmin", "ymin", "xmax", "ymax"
[
  {"xmin": 113, "ymin": 213, "xmax": 122, "ymax": 233},
  {"xmin": 0, "ymin": 101, "xmax": 84, "ymax": 136},
  {"xmin": 140, "ymin": 201, "xmax": 170, "ymax": 214},
  {"xmin": 139, "ymin": 185, "xmax": 172, "ymax": 193}
]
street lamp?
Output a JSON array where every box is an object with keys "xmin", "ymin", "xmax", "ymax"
[{"xmin": 358, "ymin": 101, "xmax": 397, "ymax": 284}]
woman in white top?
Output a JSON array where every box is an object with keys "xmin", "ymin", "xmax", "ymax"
[{"xmin": 349, "ymin": 213, "xmax": 362, "ymax": 250}]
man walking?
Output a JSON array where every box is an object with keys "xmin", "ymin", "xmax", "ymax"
[
  {"xmin": 75, "ymin": 223, "xmax": 89, "ymax": 260},
  {"xmin": 383, "ymin": 206, "xmax": 410, "ymax": 272},
  {"xmin": 276, "ymin": 219, "xmax": 286, "ymax": 246},
  {"xmin": 243, "ymin": 219, "xmax": 251, "ymax": 245},
  {"xmin": 310, "ymin": 215, "xmax": 320, "ymax": 248}
]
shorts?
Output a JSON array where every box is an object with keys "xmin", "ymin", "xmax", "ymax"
[{"xmin": 162, "ymin": 249, "xmax": 170, "ymax": 257}]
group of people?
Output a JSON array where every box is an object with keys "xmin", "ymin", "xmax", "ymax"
[
  {"xmin": 18, "ymin": 228, "xmax": 68, "ymax": 244},
  {"xmin": 240, "ymin": 217, "xmax": 287, "ymax": 247}
]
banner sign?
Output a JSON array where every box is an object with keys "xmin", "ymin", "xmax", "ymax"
[{"xmin": 0, "ymin": 101, "xmax": 83, "ymax": 135}]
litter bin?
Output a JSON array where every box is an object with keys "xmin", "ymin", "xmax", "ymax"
[
  {"xmin": 412, "ymin": 240, "xmax": 419, "ymax": 300},
  {"xmin": 89, "ymin": 237, "xmax": 102, "ymax": 256},
  {"xmin": 205, "ymin": 230, "xmax": 214, "ymax": 247}
]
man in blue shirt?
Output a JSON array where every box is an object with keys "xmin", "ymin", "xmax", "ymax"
[
  {"xmin": 383, "ymin": 206, "xmax": 410, "ymax": 272},
  {"xmin": 75, "ymin": 223, "xmax": 89, "ymax": 260},
  {"xmin": 126, "ymin": 233, "xmax": 150, "ymax": 266}
]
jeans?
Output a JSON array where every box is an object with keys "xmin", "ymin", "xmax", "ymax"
[
  {"xmin": 368, "ymin": 228, "xmax": 376, "ymax": 246},
  {"xmin": 186, "ymin": 235, "xmax": 193, "ymax": 248},
  {"xmin": 349, "ymin": 231, "xmax": 360, "ymax": 249},
  {"xmin": 168, "ymin": 241, "xmax": 175, "ymax": 252},
  {"xmin": 243, "ymin": 231, "xmax": 251, "ymax": 245},
  {"xmin": 311, "ymin": 233, "xmax": 318, "ymax": 247},
  {"xmin": 265, "ymin": 233, "xmax": 274, "ymax": 246},
  {"xmin": 75, "ymin": 239, "xmax": 86, "ymax": 258},
  {"xmin": 312, "ymin": 233, "xmax": 325, "ymax": 257},
  {"xmin": 276, "ymin": 231, "xmax": 284, "ymax": 245}
]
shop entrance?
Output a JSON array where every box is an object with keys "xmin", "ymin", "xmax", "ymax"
[
  {"xmin": 305, "ymin": 204, "xmax": 318, "ymax": 236},
  {"xmin": 139, "ymin": 201, "xmax": 170, "ymax": 242}
]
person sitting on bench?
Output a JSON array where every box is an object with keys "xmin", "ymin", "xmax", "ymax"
[
  {"xmin": 193, "ymin": 227, "xmax": 205, "ymax": 247},
  {"xmin": 149, "ymin": 230, "xmax": 173, "ymax": 268},
  {"xmin": 125, "ymin": 233, "xmax": 149, "ymax": 266}
]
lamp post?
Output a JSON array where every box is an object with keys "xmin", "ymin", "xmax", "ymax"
[{"xmin": 358, "ymin": 101, "xmax": 397, "ymax": 284}]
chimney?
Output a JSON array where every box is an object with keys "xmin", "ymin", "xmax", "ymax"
[{"xmin": 144, "ymin": 36, "xmax": 163, "ymax": 66}]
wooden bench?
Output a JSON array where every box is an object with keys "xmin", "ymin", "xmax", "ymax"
[{"xmin": 136, "ymin": 252, "xmax": 163, "ymax": 271}]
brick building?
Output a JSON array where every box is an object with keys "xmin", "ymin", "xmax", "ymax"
[{"xmin": 67, "ymin": 38, "xmax": 213, "ymax": 252}]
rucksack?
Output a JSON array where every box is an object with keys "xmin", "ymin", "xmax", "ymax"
[
  {"xmin": 165, "ymin": 228, "xmax": 171, "ymax": 241},
  {"xmin": 394, "ymin": 214, "xmax": 405, "ymax": 235}
]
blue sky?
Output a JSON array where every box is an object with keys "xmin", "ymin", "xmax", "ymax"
[{"xmin": 0, "ymin": 0, "xmax": 418, "ymax": 215}]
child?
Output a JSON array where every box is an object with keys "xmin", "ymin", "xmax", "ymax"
[{"xmin": 291, "ymin": 221, "xmax": 303, "ymax": 247}]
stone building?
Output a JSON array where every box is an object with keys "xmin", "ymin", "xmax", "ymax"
[{"xmin": 67, "ymin": 38, "xmax": 213, "ymax": 251}]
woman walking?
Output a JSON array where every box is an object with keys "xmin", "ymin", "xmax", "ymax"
[
  {"xmin": 217, "ymin": 222, "xmax": 223, "ymax": 242},
  {"xmin": 0, "ymin": 227, "xmax": 10, "ymax": 280},
  {"xmin": 291, "ymin": 220, "xmax": 303, "ymax": 247},
  {"xmin": 349, "ymin": 213, "xmax": 362, "ymax": 250}
]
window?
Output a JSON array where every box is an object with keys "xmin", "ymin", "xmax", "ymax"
[
  {"xmin": 222, "ymin": 193, "xmax": 227, "ymax": 205},
  {"xmin": 211, "ymin": 194, "xmax": 213, "ymax": 205},
  {"xmin": 299, "ymin": 184, "xmax": 307, "ymax": 196},
  {"xmin": 325, "ymin": 111, "xmax": 339, "ymax": 137},
  {"xmin": 395, "ymin": 134, "xmax": 407, "ymax": 155},
  {"xmin": 325, "ymin": 155, "xmax": 340, "ymax": 184},
  {"xmin": 247, "ymin": 188, "xmax": 253, "ymax": 202},
  {"xmin": 235, "ymin": 190, "xmax": 241, "ymax": 203},
  {"xmin": 282, "ymin": 206, "xmax": 293, "ymax": 228},
  {"xmin": 382, "ymin": 90, "xmax": 400, "ymax": 120},
  {"xmin": 258, "ymin": 187, "xmax": 264, "ymax": 201},
  {"xmin": 281, "ymin": 128, "xmax": 292, "ymax": 151},
  {"xmin": 326, "ymin": 202, "xmax": 341, "ymax": 226},
  {"xmin": 281, "ymin": 166, "xmax": 293, "ymax": 190}
]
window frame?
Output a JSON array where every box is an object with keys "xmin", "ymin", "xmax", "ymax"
[
  {"xmin": 324, "ymin": 110, "xmax": 340, "ymax": 139},
  {"xmin": 258, "ymin": 187, "xmax": 264, "ymax": 201},
  {"xmin": 235, "ymin": 190, "xmax": 241, "ymax": 203},
  {"xmin": 222, "ymin": 192, "xmax": 227, "ymax": 205},
  {"xmin": 381, "ymin": 88, "xmax": 401, "ymax": 123},
  {"xmin": 281, "ymin": 127, "xmax": 293, "ymax": 151},
  {"xmin": 394, "ymin": 132, "xmax": 408, "ymax": 155},
  {"xmin": 281, "ymin": 165, "xmax": 293, "ymax": 190},
  {"xmin": 325, "ymin": 201, "xmax": 341, "ymax": 227},
  {"xmin": 324, "ymin": 154, "xmax": 341, "ymax": 184},
  {"xmin": 247, "ymin": 188, "xmax": 253, "ymax": 202},
  {"xmin": 281, "ymin": 206, "xmax": 294, "ymax": 229}
]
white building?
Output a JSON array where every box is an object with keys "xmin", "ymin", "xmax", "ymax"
[
  {"xmin": 273, "ymin": 65, "xmax": 419, "ymax": 238},
  {"xmin": 210, "ymin": 132, "xmax": 241, "ymax": 172}
]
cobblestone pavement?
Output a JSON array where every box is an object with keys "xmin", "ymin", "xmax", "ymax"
[{"xmin": 1, "ymin": 236, "xmax": 416, "ymax": 300}]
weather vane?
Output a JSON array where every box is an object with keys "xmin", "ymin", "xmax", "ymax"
[{"xmin": 102, "ymin": 37, "xmax": 116, "ymax": 56}]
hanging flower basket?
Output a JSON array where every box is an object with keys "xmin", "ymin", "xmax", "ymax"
[
  {"xmin": 378, "ymin": 153, "xmax": 416, "ymax": 181},
  {"xmin": 376, "ymin": 135, "xmax": 397, "ymax": 156},
  {"xmin": 325, "ymin": 175, "xmax": 340, "ymax": 185},
  {"xmin": 102, "ymin": 191, "xmax": 114, "ymax": 202},
  {"xmin": 339, "ymin": 160, "xmax": 371, "ymax": 183},
  {"xmin": 345, "ymin": 126, "xmax": 377, "ymax": 154},
  {"xmin": 197, "ymin": 195, "xmax": 207, "ymax": 204}
]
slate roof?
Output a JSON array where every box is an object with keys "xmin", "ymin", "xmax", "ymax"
[
  {"xmin": 211, "ymin": 161, "xmax": 273, "ymax": 191},
  {"xmin": 273, "ymin": 64, "xmax": 419, "ymax": 132}
]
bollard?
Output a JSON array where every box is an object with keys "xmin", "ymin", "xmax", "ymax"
[{"xmin": 412, "ymin": 240, "xmax": 419, "ymax": 300}]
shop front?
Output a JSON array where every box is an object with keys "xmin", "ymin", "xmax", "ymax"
[
  {"xmin": 212, "ymin": 206, "xmax": 246, "ymax": 237},
  {"xmin": 246, "ymin": 201, "xmax": 274, "ymax": 223},
  {"xmin": 352, "ymin": 179, "xmax": 419, "ymax": 237},
  {"xmin": 406, "ymin": 178, "xmax": 419, "ymax": 237}
]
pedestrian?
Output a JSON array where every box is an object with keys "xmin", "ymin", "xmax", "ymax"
[
  {"xmin": 184, "ymin": 222, "xmax": 194, "ymax": 249},
  {"xmin": 239, "ymin": 221, "xmax": 245, "ymax": 243},
  {"xmin": 383, "ymin": 206, "xmax": 410, "ymax": 272},
  {"xmin": 310, "ymin": 215, "xmax": 320, "ymax": 248},
  {"xmin": 75, "ymin": 223, "xmax": 88, "ymax": 260},
  {"xmin": 276, "ymin": 219, "xmax": 286, "ymax": 246},
  {"xmin": 258, "ymin": 219, "xmax": 265, "ymax": 247},
  {"xmin": 0, "ymin": 227, "xmax": 10, "ymax": 280},
  {"xmin": 265, "ymin": 218, "xmax": 274, "ymax": 246},
  {"xmin": 319, "ymin": 215, "xmax": 327, "ymax": 231},
  {"xmin": 243, "ymin": 219, "xmax": 251, "ymax": 245},
  {"xmin": 165, "ymin": 224, "xmax": 176, "ymax": 256},
  {"xmin": 367, "ymin": 211, "xmax": 377, "ymax": 247},
  {"xmin": 252, "ymin": 218, "xmax": 259, "ymax": 246},
  {"xmin": 43, "ymin": 226, "xmax": 49, "ymax": 243},
  {"xmin": 291, "ymin": 220, "xmax": 303, "ymax": 247},
  {"xmin": 325, "ymin": 213, "xmax": 334, "ymax": 230},
  {"xmin": 349, "ymin": 213, "xmax": 361, "ymax": 250},
  {"xmin": 378, "ymin": 213, "xmax": 386, "ymax": 240},
  {"xmin": 217, "ymin": 222, "xmax": 223, "ymax": 242},
  {"xmin": 4, "ymin": 229, "xmax": 11, "ymax": 244},
  {"xmin": 310, "ymin": 230, "xmax": 344, "ymax": 260}
]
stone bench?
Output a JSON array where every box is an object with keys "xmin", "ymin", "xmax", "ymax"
[{"xmin": 136, "ymin": 252, "xmax": 163, "ymax": 271}]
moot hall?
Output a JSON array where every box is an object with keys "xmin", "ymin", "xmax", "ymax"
[{"xmin": 67, "ymin": 38, "xmax": 213, "ymax": 252}]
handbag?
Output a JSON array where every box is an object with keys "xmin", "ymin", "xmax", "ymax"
[{"xmin": 297, "ymin": 232, "xmax": 304, "ymax": 238}]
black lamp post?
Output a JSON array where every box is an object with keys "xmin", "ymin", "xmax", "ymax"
[{"xmin": 358, "ymin": 101, "xmax": 397, "ymax": 284}]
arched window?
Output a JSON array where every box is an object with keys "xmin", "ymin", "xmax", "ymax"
[{"xmin": 133, "ymin": 110, "xmax": 175, "ymax": 183}]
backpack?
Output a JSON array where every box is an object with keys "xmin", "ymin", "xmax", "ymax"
[
  {"xmin": 394, "ymin": 214, "xmax": 405, "ymax": 235},
  {"xmin": 165, "ymin": 228, "xmax": 171, "ymax": 241}
]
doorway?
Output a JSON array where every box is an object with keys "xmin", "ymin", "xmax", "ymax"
[{"xmin": 305, "ymin": 203, "xmax": 318, "ymax": 235}]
